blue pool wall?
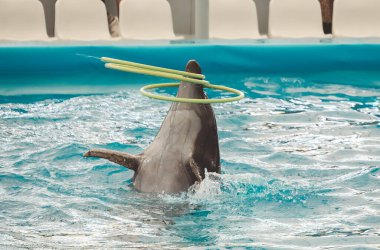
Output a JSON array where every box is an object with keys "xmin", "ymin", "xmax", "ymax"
[{"xmin": 1, "ymin": 43, "xmax": 380, "ymax": 89}]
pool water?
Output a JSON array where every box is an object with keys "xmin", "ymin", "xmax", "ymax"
[{"xmin": 1, "ymin": 73, "xmax": 380, "ymax": 249}]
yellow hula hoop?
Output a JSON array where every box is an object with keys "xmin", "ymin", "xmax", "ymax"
[
  {"xmin": 102, "ymin": 57, "xmax": 245, "ymax": 104},
  {"xmin": 140, "ymin": 83, "xmax": 245, "ymax": 104},
  {"xmin": 105, "ymin": 63, "xmax": 210, "ymax": 86},
  {"xmin": 102, "ymin": 57, "xmax": 206, "ymax": 80}
]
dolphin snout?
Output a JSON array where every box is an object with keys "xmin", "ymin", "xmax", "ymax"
[{"xmin": 185, "ymin": 60, "xmax": 201, "ymax": 74}]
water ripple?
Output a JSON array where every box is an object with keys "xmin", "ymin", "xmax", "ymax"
[{"xmin": 1, "ymin": 76, "xmax": 380, "ymax": 248}]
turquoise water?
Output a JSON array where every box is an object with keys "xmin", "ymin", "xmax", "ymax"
[{"xmin": 1, "ymin": 72, "xmax": 380, "ymax": 249}]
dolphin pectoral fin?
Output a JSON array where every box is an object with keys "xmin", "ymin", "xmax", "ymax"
[
  {"xmin": 189, "ymin": 158, "xmax": 204, "ymax": 182},
  {"xmin": 84, "ymin": 148, "xmax": 141, "ymax": 171}
]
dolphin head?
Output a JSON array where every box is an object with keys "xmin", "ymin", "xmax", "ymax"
[{"xmin": 176, "ymin": 60, "xmax": 206, "ymax": 100}]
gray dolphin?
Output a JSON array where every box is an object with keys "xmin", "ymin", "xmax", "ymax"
[{"xmin": 84, "ymin": 60, "xmax": 220, "ymax": 193}]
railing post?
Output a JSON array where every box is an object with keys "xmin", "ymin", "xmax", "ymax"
[{"xmin": 194, "ymin": 0, "xmax": 209, "ymax": 39}]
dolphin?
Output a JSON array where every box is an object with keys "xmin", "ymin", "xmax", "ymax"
[{"xmin": 84, "ymin": 60, "xmax": 220, "ymax": 193}]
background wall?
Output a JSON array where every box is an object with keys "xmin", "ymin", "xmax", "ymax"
[
  {"xmin": 37, "ymin": 0, "xmax": 270, "ymax": 38},
  {"xmin": 192, "ymin": 0, "xmax": 271, "ymax": 38},
  {"xmin": 38, "ymin": 0, "xmax": 197, "ymax": 37}
]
